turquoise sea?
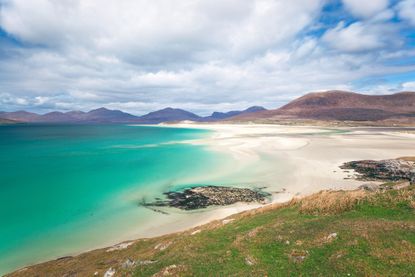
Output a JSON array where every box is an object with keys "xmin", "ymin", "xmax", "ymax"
[{"xmin": 0, "ymin": 124, "xmax": 229, "ymax": 274}]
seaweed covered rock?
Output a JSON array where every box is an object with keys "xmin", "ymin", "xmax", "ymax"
[
  {"xmin": 143, "ymin": 186, "xmax": 270, "ymax": 210},
  {"xmin": 341, "ymin": 159, "xmax": 415, "ymax": 184}
]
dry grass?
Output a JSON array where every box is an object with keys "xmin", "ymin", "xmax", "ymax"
[
  {"xmin": 297, "ymin": 190, "xmax": 368, "ymax": 215},
  {"xmin": 151, "ymin": 264, "xmax": 189, "ymax": 277},
  {"xmin": 397, "ymin": 156, "xmax": 415, "ymax": 162},
  {"xmin": 369, "ymin": 187, "xmax": 415, "ymax": 208},
  {"xmin": 277, "ymin": 185, "xmax": 413, "ymax": 217}
]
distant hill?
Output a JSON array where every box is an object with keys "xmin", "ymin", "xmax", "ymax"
[
  {"xmin": 0, "ymin": 106, "xmax": 266, "ymax": 124},
  {"xmin": 137, "ymin": 108, "xmax": 202, "ymax": 124},
  {"xmin": 0, "ymin": 118, "xmax": 18, "ymax": 124},
  {"xmin": 0, "ymin": 108, "xmax": 141, "ymax": 123},
  {"xmin": 204, "ymin": 106, "xmax": 266, "ymax": 121},
  {"xmin": 83, "ymin": 108, "xmax": 138, "ymax": 123},
  {"xmin": 230, "ymin": 91, "xmax": 415, "ymax": 123},
  {"xmin": 5, "ymin": 91, "xmax": 413, "ymax": 125},
  {"xmin": 38, "ymin": 111, "xmax": 79, "ymax": 123},
  {"xmin": 0, "ymin": 111, "xmax": 40, "ymax": 122}
]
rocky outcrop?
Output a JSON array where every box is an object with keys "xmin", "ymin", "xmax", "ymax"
[
  {"xmin": 341, "ymin": 158, "xmax": 415, "ymax": 184},
  {"xmin": 142, "ymin": 186, "xmax": 270, "ymax": 210}
]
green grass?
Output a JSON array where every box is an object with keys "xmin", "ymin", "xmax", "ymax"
[{"xmin": 9, "ymin": 187, "xmax": 415, "ymax": 277}]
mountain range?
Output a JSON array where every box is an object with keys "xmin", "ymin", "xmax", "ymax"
[
  {"xmin": 2, "ymin": 91, "xmax": 415, "ymax": 125},
  {"xmin": 0, "ymin": 106, "xmax": 266, "ymax": 124}
]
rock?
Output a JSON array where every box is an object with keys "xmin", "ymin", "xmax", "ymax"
[
  {"xmin": 152, "ymin": 264, "xmax": 186, "ymax": 276},
  {"xmin": 289, "ymin": 250, "xmax": 308, "ymax": 263},
  {"xmin": 248, "ymin": 227, "xmax": 261, "ymax": 238},
  {"xmin": 396, "ymin": 181, "xmax": 411, "ymax": 190},
  {"xmin": 326, "ymin": 233, "xmax": 338, "ymax": 242},
  {"xmin": 191, "ymin": 229, "xmax": 201, "ymax": 235},
  {"xmin": 121, "ymin": 258, "xmax": 136, "ymax": 269},
  {"xmin": 137, "ymin": 260, "xmax": 158, "ymax": 265},
  {"xmin": 104, "ymin": 268, "xmax": 115, "ymax": 277},
  {"xmin": 154, "ymin": 241, "xmax": 172, "ymax": 251},
  {"xmin": 222, "ymin": 219, "xmax": 235, "ymax": 225},
  {"xmin": 341, "ymin": 159, "xmax": 415, "ymax": 184},
  {"xmin": 62, "ymin": 273, "xmax": 77, "ymax": 277},
  {"xmin": 245, "ymin": 256, "xmax": 256, "ymax": 266},
  {"xmin": 359, "ymin": 183, "xmax": 380, "ymax": 191},
  {"xmin": 142, "ymin": 185, "xmax": 270, "ymax": 210},
  {"xmin": 106, "ymin": 241, "xmax": 133, "ymax": 252}
]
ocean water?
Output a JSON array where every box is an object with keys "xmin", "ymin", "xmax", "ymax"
[{"xmin": 0, "ymin": 124, "xmax": 229, "ymax": 274}]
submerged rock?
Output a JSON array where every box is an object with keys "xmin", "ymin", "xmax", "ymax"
[
  {"xmin": 341, "ymin": 159, "xmax": 415, "ymax": 184},
  {"xmin": 142, "ymin": 185, "xmax": 270, "ymax": 210}
]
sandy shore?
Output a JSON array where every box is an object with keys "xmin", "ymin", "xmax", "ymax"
[{"xmin": 129, "ymin": 123, "xmax": 415, "ymax": 238}]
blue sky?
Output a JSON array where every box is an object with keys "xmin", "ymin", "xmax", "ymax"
[{"xmin": 0, "ymin": 0, "xmax": 415, "ymax": 115}]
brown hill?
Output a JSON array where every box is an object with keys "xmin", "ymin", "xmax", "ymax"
[
  {"xmin": 0, "ymin": 118, "xmax": 18, "ymax": 124},
  {"xmin": 231, "ymin": 91, "xmax": 415, "ymax": 123},
  {"xmin": 0, "ymin": 111, "xmax": 40, "ymax": 122}
]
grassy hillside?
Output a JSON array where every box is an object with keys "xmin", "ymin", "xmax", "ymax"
[{"xmin": 9, "ymin": 185, "xmax": 415, "ymax": 276}]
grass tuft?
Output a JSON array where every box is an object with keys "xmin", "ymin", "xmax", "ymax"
[{"xmin": 297, "ymin": 190, "xmax": 368, "ymax": 215}]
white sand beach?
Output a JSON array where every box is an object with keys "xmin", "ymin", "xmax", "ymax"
[{"xmin": 127, "ymin": 124, "xmax": 415, "ymax": 238}]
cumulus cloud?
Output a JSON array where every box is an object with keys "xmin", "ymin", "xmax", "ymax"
[
  {"xmin": 398, "ymin": 0, "xmax": 415, "ymax": 26},
  {"xmin": 0, "ymin": 0, "xmax": 323, "ymax": 63},
  {"xmin": 322, "ymin": 21, "xmax": 397, "ymax": 52},
  {"xmin": 402, "ymin": 81, "xmax": 415, "ymax": 91},
  {"xmin": 342, "ymin": 0, "xmax": 389, "ymax": 18},
  {"xmin": 0, "ymin": 0, "xmax": 414, "ymax": 114}
]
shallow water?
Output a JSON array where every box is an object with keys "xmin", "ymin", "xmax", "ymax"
[{"xmin": 0, "ymin": 124, "xmax": 230, "ymax": 274}]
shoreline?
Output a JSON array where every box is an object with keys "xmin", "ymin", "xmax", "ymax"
[
  {"xmin": 10, "ymin": 182, "xmax": 415, "ymax": 276},
  {"xmin": 5, "ymin": 123, "xmax": 415, "ymax": 275}
]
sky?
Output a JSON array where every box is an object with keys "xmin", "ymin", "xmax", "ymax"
[{"xmin": 0, "ymin": 0, "xmax": 415, "ymax": 115}]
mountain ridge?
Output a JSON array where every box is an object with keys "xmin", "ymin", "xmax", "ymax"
[
  {"xmin": 0, "ymin": 106, "xmax": 266, "ymax": 124},
  {"xmin": 3, "ymin": 90, "xmax": 414, "ymax": 125},
  {"xmin": 204, "ymin": 106, "xmax": 266, "ymax": 121}
]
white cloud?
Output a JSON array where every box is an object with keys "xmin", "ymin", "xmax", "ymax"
[
  {"xmin": 0, "ymin": 0, "xmax": 413, "ymax": 114},
  {"xmin": 398, "ymin": 0, "xmax": 415, "ymax": 26},
  {"xmin": 322, "ymin": 21, "xmax": 396, "ymax": 52},
  {"xmin": 401, "ymin": 81, "xmax": 415, "ymax": 91},
  {"xmin": 0, "ymin": 0, "xmax": 323, "ymax": 63},
  {"xmin": 342, "ymin": 0, "xmax": 389, "ymax": 18}
]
